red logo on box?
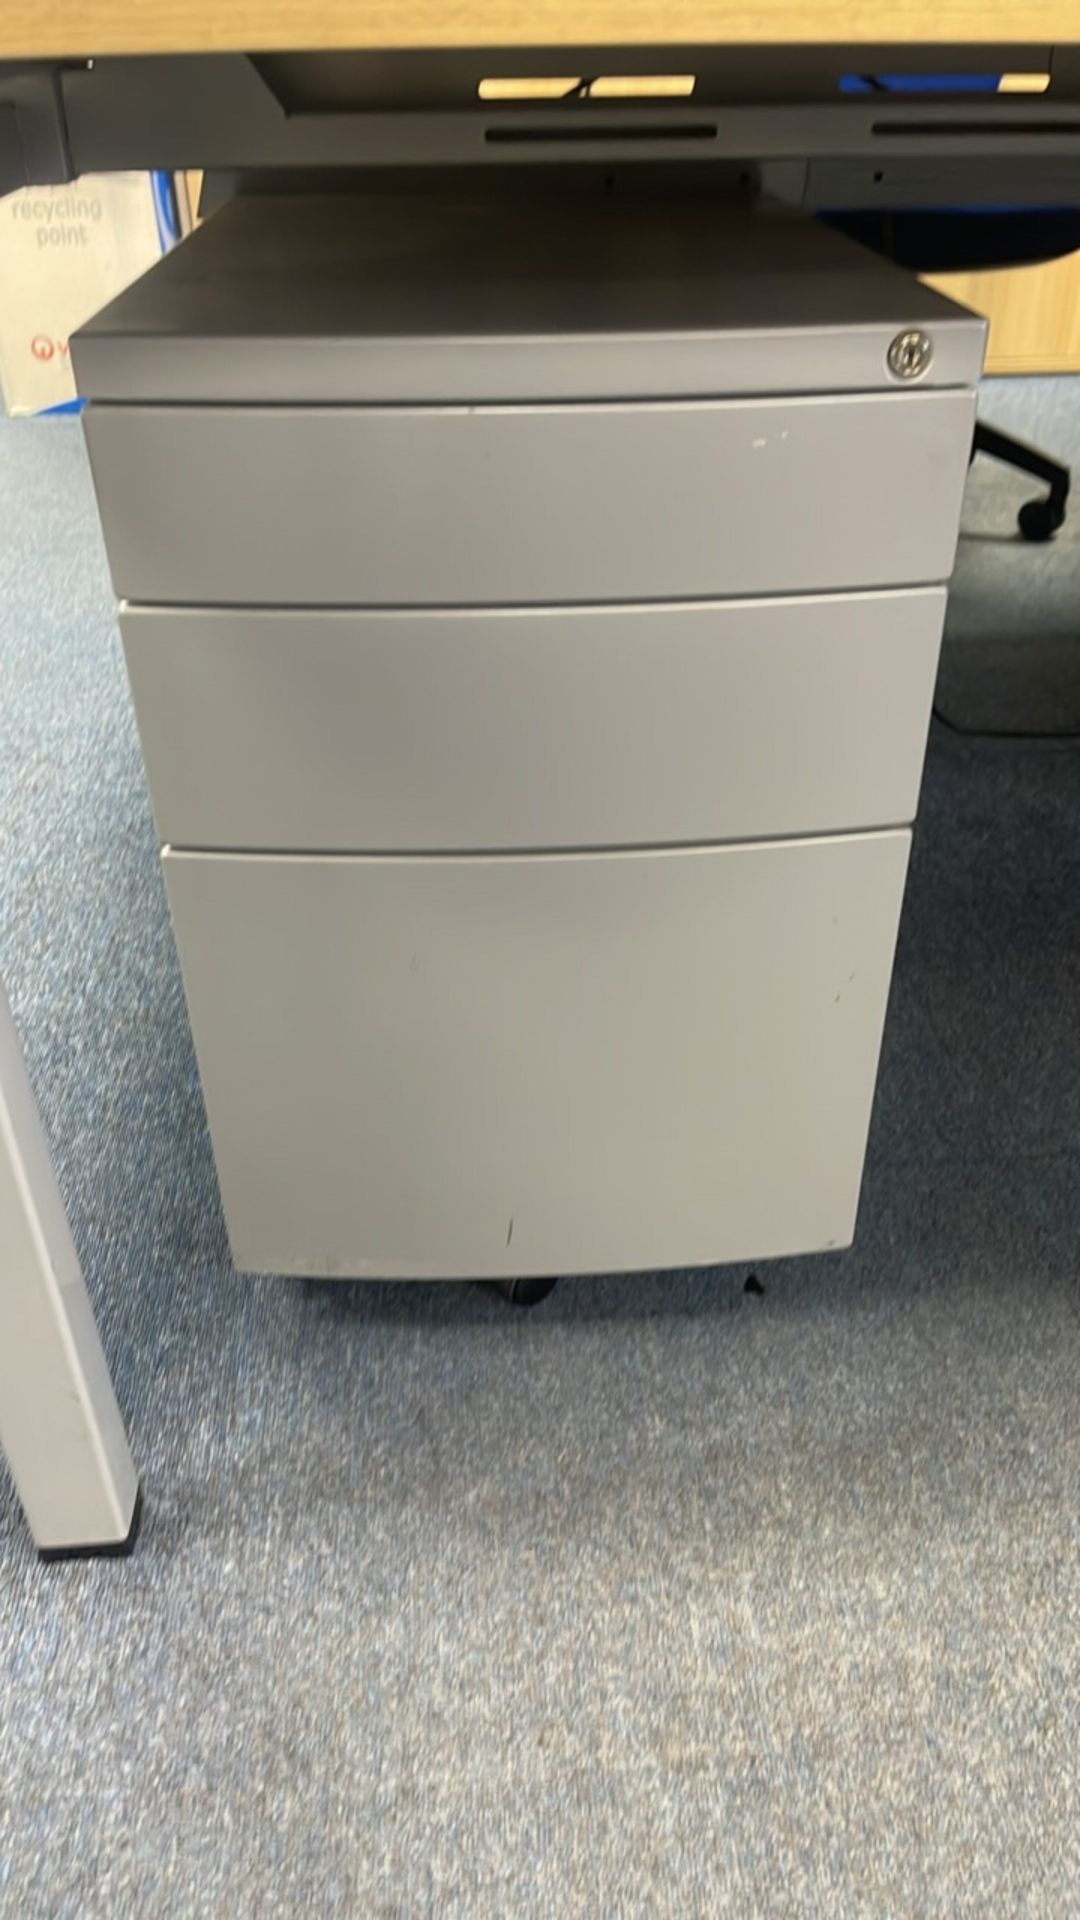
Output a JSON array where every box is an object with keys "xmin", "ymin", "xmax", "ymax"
[{"xmin": 31, "ymin": 334, "xmax": 55, "ymax": 361}]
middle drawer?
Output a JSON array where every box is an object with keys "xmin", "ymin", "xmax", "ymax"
[{"xmin": 123, "ymin": 589, "xmax": 943, "ymax": 852}]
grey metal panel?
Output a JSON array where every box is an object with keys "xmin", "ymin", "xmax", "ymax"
[
  {"xmin": 56, "ymin": 54, "xmax": 1080, "ymax": 181},
  {"xmin": 86, "ymin": 391, "xmax": 976, "ymax": 606},
  {"xmin": 123, "ymin": 590, "xmax": 944, "ymax": 852},
  {"xmin": 249, "ymin": 46, "xmax": 1066, "ymax": 115},
  {"xmin": 162, "ymin": 833, "xmax": 910, "ymax": 1279},
  {"xmin": 71, "ymin": 192, "xmax": 986, "ymax": 402}
]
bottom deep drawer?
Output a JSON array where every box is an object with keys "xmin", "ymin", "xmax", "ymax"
[{"xmin": 163, "ymin": 832, "xmax": 910, "ymax": 1279}]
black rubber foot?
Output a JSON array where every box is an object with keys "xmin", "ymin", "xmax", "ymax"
[
  {"xmin": 38, "ymin": 1485, "xmax": 143, "ymax": 1563},
  {"xmin": 489, "ymin": 1276, "xmax": 559, "ymax": 1307},
  {"xmin": 1018, "ymin": 497, "xmax": 1066, "ymax": 542}
]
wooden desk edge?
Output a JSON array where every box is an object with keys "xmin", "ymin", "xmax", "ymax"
[{"xmin": 2, "ymin": 4, "xmax": 1079, "ymax": 62}]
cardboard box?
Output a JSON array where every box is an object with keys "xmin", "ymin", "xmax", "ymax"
[{"xmin": 0, "ymin": 173, "xmax": 168, "ymax": 416}]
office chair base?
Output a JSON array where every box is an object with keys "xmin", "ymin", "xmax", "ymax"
[
  {"xmin": 488, "ymin": 1277, "xmax": 560, "ymax": 1307},
  {"xmin": 1018, "ymin": 498, "xmax": 1066, "ymax": 543},
  {"xmin": 972, "ymin": 421, "xmax": 1070, "ymax": 542}
]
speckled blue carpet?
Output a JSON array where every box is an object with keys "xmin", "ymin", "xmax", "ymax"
[{"xmin": 1, "ymin": 389, "xmax": 1079, "ymax": 1918}]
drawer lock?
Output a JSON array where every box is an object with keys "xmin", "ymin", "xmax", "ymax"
[{"xmin": 887, "ymin": 329, "xmax": 933, "ymax": 381}]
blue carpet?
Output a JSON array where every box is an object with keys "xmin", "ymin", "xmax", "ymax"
[{"xmin": 1, "ymin": 399, "xmax": 1079, "ymax": 1916}]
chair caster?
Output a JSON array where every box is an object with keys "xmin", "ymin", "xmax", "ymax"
[
  {"xmin": 1018, "ymin": 497, "xmax": 1066, "ymax": 542},
  {"xmin": 489, "ymin": 1276, "xmax": 559, "ymax": 1307}
]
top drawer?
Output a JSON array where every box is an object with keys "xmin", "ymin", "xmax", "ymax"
[{"xmin": 84, "ymin": 391, "xmax": 975, "ymax": 608}]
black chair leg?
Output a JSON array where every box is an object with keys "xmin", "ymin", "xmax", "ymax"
[{"xmin": 972, "ymin": 420, "xmax": 1071, "ymax": 542}]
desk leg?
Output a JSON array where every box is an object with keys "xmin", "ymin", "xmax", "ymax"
[{"xmin": 0, "ymin": 982, "xmax": 140, "ymax": 1559}]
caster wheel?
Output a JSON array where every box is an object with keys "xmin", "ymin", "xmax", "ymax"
[
  {"xmin": 1018, "ymin": 498, "xmax": 1065, "ymax": 542},
  {"xmin": 490, "ymin": 1276, "xmax": 559, "ymax": 1307}
]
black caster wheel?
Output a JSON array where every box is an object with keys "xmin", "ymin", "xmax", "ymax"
[
  {"xmin": 489, "ymin": 1276, "xmax": 559, "ymax": 1307},
  {"xmin": 1018, "ymin": 497, "xmax": 1065, "ymax": 542}
]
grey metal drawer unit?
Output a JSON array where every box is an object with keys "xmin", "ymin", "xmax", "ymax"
[{"xmin": 73, "ymin": 190, "xmax": 985, "ymax": 1282}]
